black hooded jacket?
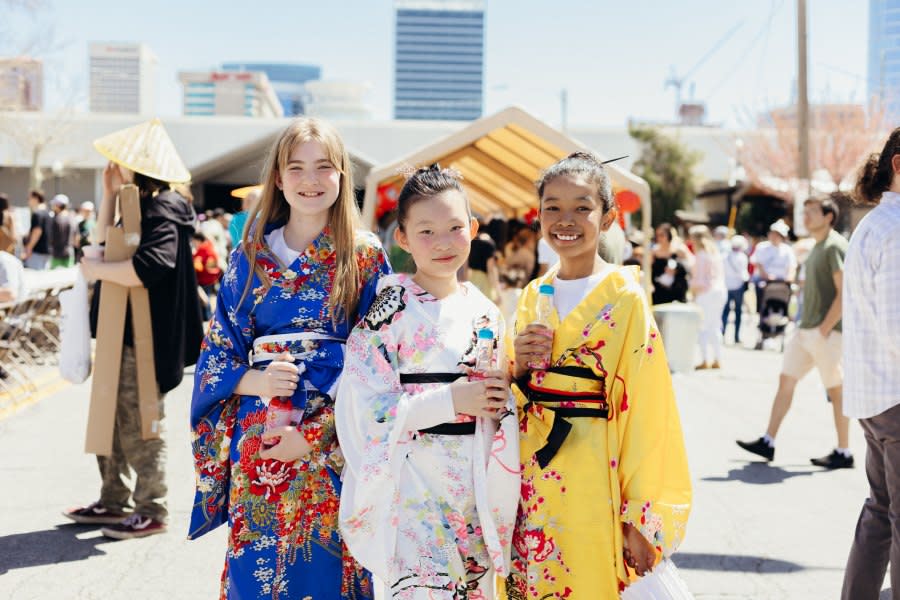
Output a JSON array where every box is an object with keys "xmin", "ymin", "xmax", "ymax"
[{"xmin": 90, "ymin": 189, "xmax": 204, "ymax": 394}]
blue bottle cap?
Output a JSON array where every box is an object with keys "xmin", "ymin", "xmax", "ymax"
[
  {"xmin": 477, "ymin": 328, "xmax": 494, "ymax": 339},
  {"xmin": 538, "ymin": 284, "xmax": 554, "ymax": 295}
]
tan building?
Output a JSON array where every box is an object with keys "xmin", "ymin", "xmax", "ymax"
[
  {"xmin": 0, "ymin": 57, "xmax": 43, "ymax": 111},
  {"xmin": 178, "ymin": 71, "xmax": 283, "ymax": 118}
]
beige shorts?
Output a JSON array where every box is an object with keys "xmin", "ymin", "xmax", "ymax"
[{"xmin": 781, "ymin": 328, "xmax": 843, "ymax": 389}]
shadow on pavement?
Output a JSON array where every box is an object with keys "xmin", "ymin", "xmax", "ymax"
[
  {"xmin": 881, "ymin": 589, "xmax": 893, "ymax": 599},
  {"xmin": 0, "ymin": 523, "xmax": 108, "ymax": 574},
  {"xmin": 701, "ymin": 462, "xmax": 816, "ymax": 484},
  {"xmin": 673, "ymin": 552, "xmax": 805, "ymax": 573}
]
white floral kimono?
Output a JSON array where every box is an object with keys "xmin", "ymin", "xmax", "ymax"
[{"xmin": 336, "ymin": 273, "xmax": 520, "ymax": 599}]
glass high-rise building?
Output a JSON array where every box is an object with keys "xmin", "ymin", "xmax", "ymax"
[
  {"xmin": 869, "ymin": 0, "xmax": 900, "ymax": 120},
  {"xmin": 221, "ymin": 62, "xmax": 321, "ymax": 116},
  {"xmin": 394, "ymin": 0, "xmax": 485, "ymax": 121}
]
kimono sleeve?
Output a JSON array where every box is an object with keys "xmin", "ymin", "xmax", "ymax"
[
  {"xmin": 355, "ymin": 241, "xmax": 392, "ymax": 325},
  {"xmin": 191, "ymin": 249, "xmax": 255, "ymax": 426},
  {"xmin": 612, "ymin": 289, "xmax": 692, "ymax": 560},
  {"xmin": 335, "ymin": 304, "xmax": 456, "ymax": 580}
]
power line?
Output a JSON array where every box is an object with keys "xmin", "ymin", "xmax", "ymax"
[{"xmin": 706, "ymin": 0, "xmax": 785, "ymax": 102}]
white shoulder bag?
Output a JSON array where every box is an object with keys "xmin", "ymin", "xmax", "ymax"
[{"xmin": 58, "ymin": 272, "xmax": 92, "ymax": 383}]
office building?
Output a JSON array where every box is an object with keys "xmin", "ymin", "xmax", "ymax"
[
  {"xmin": 89, "ymin": 42, "xmax": 156, "ymax": 114},
  {"xmin": 0, "ymin": 57, "xmax": 42, "ymax": 110},
  {"xmin": 394, "ymin": 0, "xmax": 485, "ymax": 120},
  {"xmin": 179, "ymin": 70, "xmax": 283, "ymax": 117},
  {"xmin": 221, "ymin": 62, "xmax": 320, "ymax": 116}
]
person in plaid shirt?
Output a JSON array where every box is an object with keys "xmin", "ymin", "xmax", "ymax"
[{"xmin": 841, "ymin": 128, "xmax": 900, "ymax": 600}]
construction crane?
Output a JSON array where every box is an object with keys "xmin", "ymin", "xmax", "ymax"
[{"xmin": 665, "ymin": 21, "xmax": 744, "ymax": 119}]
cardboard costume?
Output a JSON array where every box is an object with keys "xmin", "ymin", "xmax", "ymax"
[
  {"xmin": 85, "ymin": 119, "xmax": 201, "ymax": 456},
  {"xmin": 85, "ymin": 185, "xmax": 158, "ymax": 455}
]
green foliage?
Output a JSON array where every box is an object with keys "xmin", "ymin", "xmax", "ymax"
[{"xmin": 628, "ymin": 126, "xmax": 703, "ymax": 227}]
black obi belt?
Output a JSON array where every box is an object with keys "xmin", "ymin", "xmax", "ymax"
[
  {"xmin": 399, "ymin": 372, "xmax": 475, "ymax": 435},
  {"xmin": 519, "ymin": 365, "xmax": 608, "ymax": 468}
]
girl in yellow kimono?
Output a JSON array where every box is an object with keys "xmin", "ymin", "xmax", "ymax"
[{"xmin": 505, "ymin": 152, "xmax": 692, "ymax": 599}]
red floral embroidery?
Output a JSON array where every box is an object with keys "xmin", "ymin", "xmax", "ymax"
[
  {"xmin": 513, "ymin": 528, "xmax": 556, "ymax": 562},
  {"xmin": 245, "ymin": 458, "xmax": 297, "ymax": 500}
]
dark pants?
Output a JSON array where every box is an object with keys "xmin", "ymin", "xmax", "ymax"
[
  {"xmin": 96, "ymin": 346, "xmax": 168, "ymax": 521},
  {"xmin": 841, "ymin": 402, "xmax": 900, "ymax": 599},
  {"xmin": 721, "ymin": 285, "xmax": 746, "ymax": 342}
]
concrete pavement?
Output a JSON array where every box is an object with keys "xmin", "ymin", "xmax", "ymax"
[{"xmin": 0, "ymin": 339, "xmax": 888, "ymax": 599}]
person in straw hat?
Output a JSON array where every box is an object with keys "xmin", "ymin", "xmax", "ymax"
[{"xmin": 63, "ymin": 118, "xmax": 204, "ymax": 540}]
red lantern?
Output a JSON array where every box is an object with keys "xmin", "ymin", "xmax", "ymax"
[
  {"xmin": 376, "ymin": 182, "xmax": 400, "ymax": 221},
  {"xmin": 615, "ymin": 190, "xmax": 641, "ymax": 214}
]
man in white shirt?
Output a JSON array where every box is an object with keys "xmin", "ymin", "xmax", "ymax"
[
  {"xmin": 840, "ymin": 136, "xmax": 900, "ymax": 600},
  {"xmin": 750, "ymin": 219, "xmax": 797, "ymax": 314}
]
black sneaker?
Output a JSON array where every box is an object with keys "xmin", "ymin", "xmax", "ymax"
[
  {"xmin": 810, "ymin": 450, "xmax": 854, "ymax": 469},
  {"xmin": 101, "ymin": 513, "xmax": 167, "ymax": 540},
  {"xmin": 62, "ymin": 501, "xmax": 130, "ymax": 525},
  {"xmin": 736, "ymin": 437, "xmax": 774, "ymax": 461}
]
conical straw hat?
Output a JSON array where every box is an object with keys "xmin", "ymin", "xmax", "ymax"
[
  {"xmin": 93, "ymin": 118, "xmax": 191, "ymax": 183},
  {"xmin": 230, "ymin": 184, "xmax": 263, "ymax": 199}
]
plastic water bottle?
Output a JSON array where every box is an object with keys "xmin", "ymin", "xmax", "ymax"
[
  {"xmin": 530, "ymin": 283, "xmax": 554, "ymax": 369},
  {"xmin": 262, "ymin": 397, "xmax": 293, "ymax": 450},
  {"xmin": 471, "ymin": 328, "xmax": 495, "ymax": 379}
]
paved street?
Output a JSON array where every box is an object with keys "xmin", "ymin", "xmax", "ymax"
[{"xmin": 0, "ymin": 337, "xmax": 888, "ymax": 599}]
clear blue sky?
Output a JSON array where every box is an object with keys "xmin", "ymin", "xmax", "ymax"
[{"xmin": 5, "ymin": 0, "xmax": 869, "ymax": 129}]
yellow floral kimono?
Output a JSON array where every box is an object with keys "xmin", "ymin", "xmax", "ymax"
[{"xmin": 504, "ymin": 266, "xmax": 691, "ymax": 599}]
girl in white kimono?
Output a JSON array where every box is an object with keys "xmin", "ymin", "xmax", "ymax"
[{"xmin": 336, "ymin": 165, "xmax": 520, "ymax": 599}]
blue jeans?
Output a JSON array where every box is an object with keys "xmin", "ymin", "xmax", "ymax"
[{"xmin": 721, "ymin": 285, "xmax": 746, "ymax": 342}]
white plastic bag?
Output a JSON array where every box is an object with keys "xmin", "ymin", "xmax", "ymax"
[
  {"xmin": 59, "ymin": 272, "xmax": 92, "ymax": 383},
  {"xmin": 621, "ymin": 558, "xmax": 695, "ymax": 600}
]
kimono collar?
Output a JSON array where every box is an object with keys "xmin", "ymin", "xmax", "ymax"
[{"xmin": 254, "ymin": 221, "xmax": 335, "ymax": 267}]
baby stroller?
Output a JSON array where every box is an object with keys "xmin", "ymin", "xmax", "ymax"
[{"xmin": 755, "ymin": 280, "xmax": 793, "ymax": 351}]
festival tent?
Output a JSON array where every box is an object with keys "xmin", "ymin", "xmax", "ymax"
[{"xmin": 361, "ymin": 106, "xmax": 651, "ymax": 235}]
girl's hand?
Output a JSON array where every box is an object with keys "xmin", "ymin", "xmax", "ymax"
[
  {"xmin": 259, "ymin": 426, "xmax": 312, "ymax": 462},
  {"xmin": 451, "ymin": 371, "xmax": 508, "ymax": 418},
  {"xmin": 622, "ymin": 521, "xmax": 657, "ymax": 577},
  {"xmin": 261, "ymin": 351, "xmax": 299, "ymax": 398},
  {"xmin": 512, "ymin": 324, "xmax": 553, "ymax": 378}
]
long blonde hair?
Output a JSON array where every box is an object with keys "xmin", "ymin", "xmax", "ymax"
[
  {"xmin": 688, "ymin": 224, "xmax": 718, "ymax": 255},
  {"xmin": 239, "ymin": 117, "xmax": 362, "ymax": 324}
]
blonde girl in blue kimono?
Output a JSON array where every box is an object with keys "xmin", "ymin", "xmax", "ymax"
[
  {"xmin": 336, "ymin": 165, "xmax": 520, "ymax": 599},
  {"xmin": 189, "ymin": 117, "xmax": 390, "ymax": 599},
  {"xmin": 506, "ymin": 152, "xmax": 692, "ymax": 599}
]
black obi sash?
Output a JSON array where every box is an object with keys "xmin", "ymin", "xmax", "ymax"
[
  {"xmin": 518, "ymin": 366, "xmax": 608, "ymax": 468},
  {"xmin": 399, "ymin": 372, "xmax": 475, "ymax": 435}
]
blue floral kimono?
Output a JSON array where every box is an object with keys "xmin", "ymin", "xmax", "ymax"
[{"xmin": 189, "ymin": 224, "xmax": 390, "ymax": 600}]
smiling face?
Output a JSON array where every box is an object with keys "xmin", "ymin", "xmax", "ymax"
[
  {"xmin": 540, "ymin": 175, "xmax": 615, "ymax": 271},
  {"xmin": 395, "ymin": 190, "xmax": 477, "ymax": 288},
  {"xmin": 275, "ymin": 140, "xmax": 340, "ymax": 220}
]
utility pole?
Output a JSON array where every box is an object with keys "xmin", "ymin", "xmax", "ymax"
[{"xmin": 797, "ymin": 0, "xmax": 811, "ymax": 189}]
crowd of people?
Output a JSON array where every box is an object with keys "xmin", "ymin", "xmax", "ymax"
[{"xmin": 2, "ymin": 113, "xmax": 891, "ymax": 599}]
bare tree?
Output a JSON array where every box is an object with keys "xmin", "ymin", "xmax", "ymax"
[{"xmin": 739, "ymin": 102, "xmax": 889, "ymax": 201}]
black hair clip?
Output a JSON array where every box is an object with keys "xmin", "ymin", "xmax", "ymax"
[{"xmin": 601, "ymin": 155, "xmax": 629, "ymax": 165}]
